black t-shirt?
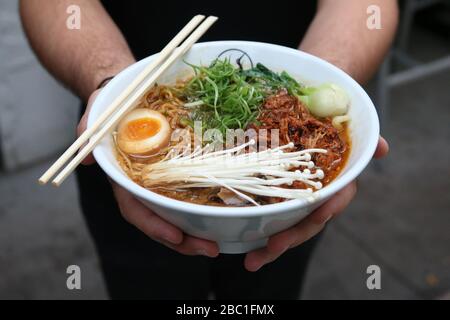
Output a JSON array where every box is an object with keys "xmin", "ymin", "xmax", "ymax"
[{"xmin": 101, "ymin": 1, "xmax": 317, "ymax": 60}]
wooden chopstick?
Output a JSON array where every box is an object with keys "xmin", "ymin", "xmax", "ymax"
[
  {"xmin": 38, "ymin": 15, "xmax": 206, "ymax": 185},
  {"xmin": 51, "ymin": 16, "xmax": 218, "ymax": 187}
]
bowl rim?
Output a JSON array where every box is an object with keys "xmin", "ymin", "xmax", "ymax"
[{"xmin": 90, "ymin": 40, "xmax": 379, "ymax": 217}]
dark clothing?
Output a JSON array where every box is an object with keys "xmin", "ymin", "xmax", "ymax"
[
  {"xmin": 77, "ymin": 1, "xmax": 318, "ymax": 299},
  {"xmin": 101, "ymin": 1, "xmax": 316, "ymax": 60}
]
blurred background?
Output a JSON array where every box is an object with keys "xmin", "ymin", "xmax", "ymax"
[{"xmin": 0, "ymin": 0, "xmax": 449, "ymax": 299}]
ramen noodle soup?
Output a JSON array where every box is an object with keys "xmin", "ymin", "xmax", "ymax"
[{"xmin": 114, "ymin": 59, "xmax": 351, "ymax": 207}]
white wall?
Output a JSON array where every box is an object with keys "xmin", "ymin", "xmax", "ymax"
[{"xmin": 0, "ymin": 1, "xmax": 79, "ymax": 171}]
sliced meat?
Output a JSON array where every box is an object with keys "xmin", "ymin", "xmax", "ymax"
[
  {"xmin": 250, "ymin": 90, "xmax": 347, "ymax": 187},
  {"xmin": 217, "ymin": 188, "xmax": 249, "ymax": 206}
]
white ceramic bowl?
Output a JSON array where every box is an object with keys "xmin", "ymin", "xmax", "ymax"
[{"xmin": 88, "ymin": 41, "xmax": 379, "ymax": 253}]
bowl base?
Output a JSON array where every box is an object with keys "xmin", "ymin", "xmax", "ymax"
[{"xmin": 218, "ymin": 238, "xmax": 267, "ymax": 254}]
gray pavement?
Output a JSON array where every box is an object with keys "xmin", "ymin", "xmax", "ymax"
[{"xmin": 0, "ymin": 24, "xmax": 449, "ymax": 300}]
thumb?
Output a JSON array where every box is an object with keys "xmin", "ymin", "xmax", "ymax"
[{"xmin": 77, "ymin": 89, "xmax": 102, "ymax": 165}]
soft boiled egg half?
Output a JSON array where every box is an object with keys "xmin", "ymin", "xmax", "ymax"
[{"xmin": 116, "ymin": 108, "xmax": 171, "ymax": 157}]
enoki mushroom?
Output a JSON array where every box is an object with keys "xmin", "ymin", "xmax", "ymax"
[{"xmin": 141, "ymin": 140, "xmax": 327, "ymax": 206}]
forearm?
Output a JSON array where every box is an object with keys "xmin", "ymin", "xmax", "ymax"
[
  {"xmin": 20, "ymin": 0, "xmax": 135, "ymax": 100},
  {"xmin": 300, "ymin": 0, "xmax": 398, "ymax": 84}
]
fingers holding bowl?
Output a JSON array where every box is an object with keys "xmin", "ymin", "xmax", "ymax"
[
  {"xmin": 244, "ymin": 215, "xmax": 327, "ymax": 272},
  {"xmin": 243, "ymin": 136, "xmax": 386, "ymax": 272},
  {"xmin": 77, "ymin": 89, "xmax": 103, "ymax": 165},
  {"xmin": 111, "ymin": 182, "xmax": 219, "ymax": 257},
  {"xmin": 111, "ymin": 182, "xmax": 184, "ymax": 245},
  {"xmin": 374, "ymin": 136, "xmax": 389, "ymax": 159},
  {"xmin": 245, "ymin": 181, "xmax": 357, "ymax": 272},
  {"xmin": 161, "ymin": 236, "xmax": 220, "ymax": 258}
]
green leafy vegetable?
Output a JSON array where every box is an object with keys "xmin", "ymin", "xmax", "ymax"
[
  {"xmin": 241, "ymin": 63, "xmax": 306, "ymax": 98},
  {"xmin": 183, "ymin": 59, "xmax": 265, "ymax": 134}
]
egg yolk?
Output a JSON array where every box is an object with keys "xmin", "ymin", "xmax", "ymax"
[{"xmin": 124, "ymin": 118, "xmax": 161, "ymax": 141}]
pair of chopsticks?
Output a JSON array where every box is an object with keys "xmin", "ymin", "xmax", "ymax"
[{"xmin": 39, "ymin": 15, "xmax": 218, "ymax": 187}]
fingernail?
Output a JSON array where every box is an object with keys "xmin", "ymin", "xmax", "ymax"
[
  {"xmin": 164, "ymin": 235, "xmax": 181, "ymax": 245},
  {"xmin": 253, "ymin": 264, "xmax": 263, "ymax": 272},
  {"xmin": 196, "ymin": 249, "xmax": 214, "ymax": 257},
  {"xmin": 323, "ymin": 215, "xmax": 333, "ymax": 224},
  {"xmin": 197, "ymin": 249, "xmax": 209, "ymax": 257}
]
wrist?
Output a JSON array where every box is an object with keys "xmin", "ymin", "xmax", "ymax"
[
  {"xmin": 80, "ymin": 54, "xmax": 136, "ymax": 100},
  {"xmin": 298, "ymin": 46, "xmax": 360, "ymax": 82},
  {"xmin": 96, "ymin": 76, "xmax": 115, "ymax": 90},
  {"xmin": 90, "ymin": 56, "xmax": 135, "ymax": 95}
]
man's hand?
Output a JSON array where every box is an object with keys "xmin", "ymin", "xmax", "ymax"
[
  {"xmin": 244, "ymin": 138, "xmax": 389, "ymax": 272},
  {"xmin": 77, "ymin": 90, "xmax": 220, "ymax": 258}
]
